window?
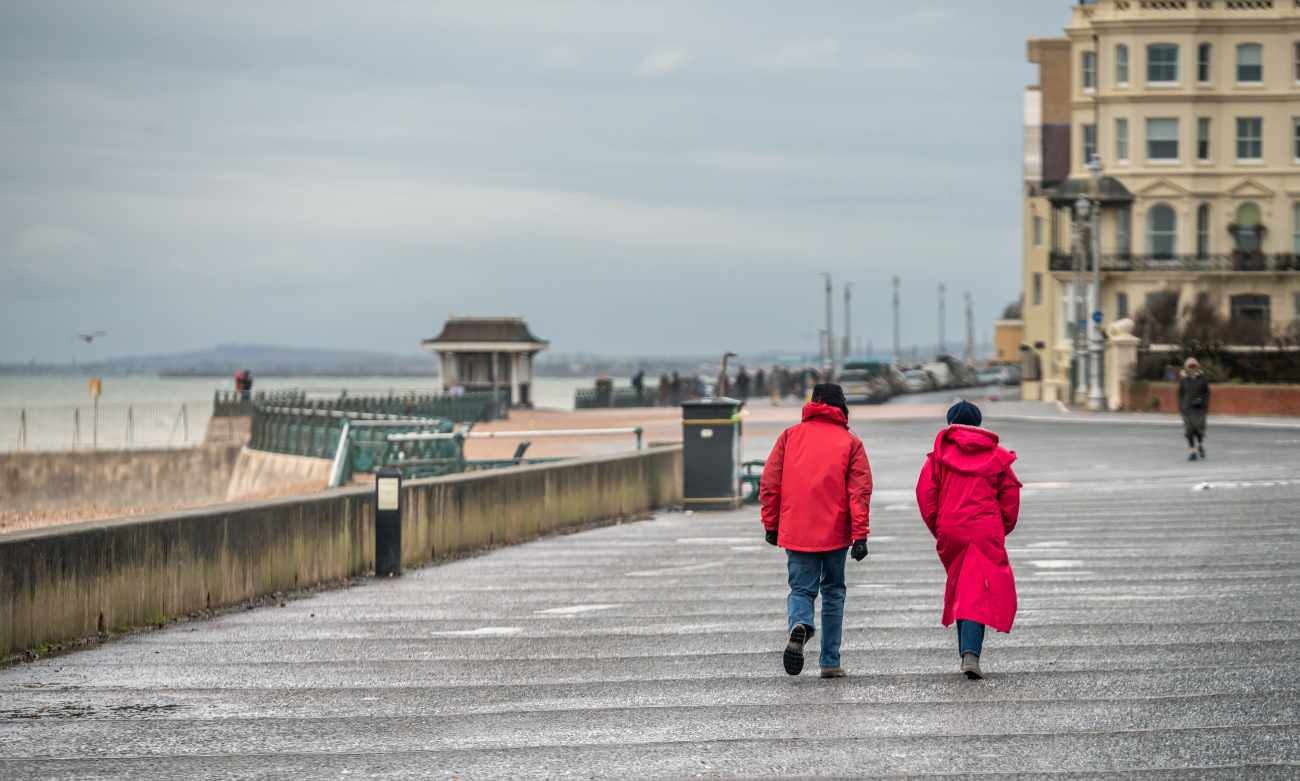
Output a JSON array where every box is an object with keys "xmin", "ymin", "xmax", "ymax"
[
  {"xmin": 1234, "ymin": 202, "xmax": 1262, "ymax": 253},
  {"xmin": 1116, "ymin": 44, "xmax": 1129, "ymax": 84},
  {"xmin": 1196, "ymin": 204, "xmax": 1211, "ymax": 258},
  {"xmin": 1295, "ymin": 41, "xmax": 1300, "ymax": 82},
  {"xmin": 1082, "ymin": 51, "xmax": 1096, "ymax": 90},
  {"xmin": 1294, "ymin": 118, "xmax": 1300, "ymax": 160},
  {"xmin": 1148, "ymin": 43, "xmax": 1179, "ymax": 83},
  {"xmin": 1198, "ymin": 117, "xmax": 1212, "ymax": 161},
  {"xmin": 1033, "ymin": 215, "xmax": 1043, "ymax": 246},
  {"xmin": 1294, "ymin": 202, "xmax": 1300, "ymax": 253},
  {"xmin": 1116, "ymin": 207, "xmax": 1132, "ymax": 255},
  {"xmin": 1237, "ymin": 43, "xmax": 1263, "ymax": 83},
  {"xmin": 1083, "ymin": 124, "xmax": 1097, "ymax": 164},
  {"xmin": 1116, "ymin": 118, "xmax": 1129, "ymax": 161},
  {"xmin": 1147, "ymin": 118, "xmax": 1179, "ymax": 161},
  {"xmin": 1117, "ymin": 292, "xmax": 1129, "ymax": 319},
  {"xmin": 1230, "ymin": 294, "xmax": 1271, "ymax": 341},
  {"xmin": 1198, "ymin": 43, "xmax": 1212, "ymax": 82},
  {"xmin": 1148, "ymin": 204, "xmax": 1177, "ymax": 258},
  {"xmin": 1032, "ymin": 273, "xmax": 1043, "ymax": 306},
  {"xmin": 1237, "ymin": 117, "xmax": 1263, "ymax": 160}
]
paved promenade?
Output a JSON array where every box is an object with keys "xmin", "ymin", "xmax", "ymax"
[{"xmin": 2, "ymin": 416, "xmax": 1299, "ymax": 778}]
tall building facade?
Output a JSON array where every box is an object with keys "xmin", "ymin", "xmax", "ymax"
[{"xmin": 1022, "ymin": 0, "xmax": 1300, "ymax": 402}]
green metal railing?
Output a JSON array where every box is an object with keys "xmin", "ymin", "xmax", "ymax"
[{"xmin": 217, "ymin": 390, "xmax": 507, "ymax": 422}]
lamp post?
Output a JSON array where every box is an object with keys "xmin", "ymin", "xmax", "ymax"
[
  {"xmin": 818, "ymin": 272, "xmax": 834, "ymax": 376},
  {"xmin": 1086, "ymin": 156, "xmax": 1107, "ymax": 411},
  {"xmin": 1073, "ymin": 194, "xmax": 1089, "ymax": 405}
]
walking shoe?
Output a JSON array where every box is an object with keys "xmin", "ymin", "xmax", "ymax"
[
  {"xmin": 1188, "ymin": 452, "xmax": 1198, "ymax": 462},
  {"xmin": 783, "ymin": 624, "xmax": 814, "ymax": 676},
  {"xmin": 960, "ymin": 653, "xmax": 983, "ymax": 680},
  {"xmin": 819, "ymin": 666, "xmax": 846, "ymax": 678},
  {"xmin": 1198, "ymin": 445, "xmax": 1206, "ymax": 460}
]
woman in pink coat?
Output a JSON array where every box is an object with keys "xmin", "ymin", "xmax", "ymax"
[{"xmin": 915, "ymin": 401, "xmax": 1022, "ymax": 679}]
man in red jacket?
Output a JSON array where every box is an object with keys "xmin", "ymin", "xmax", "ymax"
[{"xmin": 760, "ymin": 383, "xmax": 872, "ymax": 677}]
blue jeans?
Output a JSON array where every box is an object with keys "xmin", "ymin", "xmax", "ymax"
[
  {"xmin": 958, "ymin": 619, "xmax": 985, "ymax": 658},
  {"xmin": 786, "ymin": 548, "xmax": 848, "ymax": 668}
]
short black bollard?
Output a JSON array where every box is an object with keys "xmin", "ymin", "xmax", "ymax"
[{"xmin": 375, "ymin": 466, "xmax": 403, "ymax": 577}]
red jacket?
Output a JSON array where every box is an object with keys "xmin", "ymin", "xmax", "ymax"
[
  {"xmin": 915, "ymin": 425, "xmax": 1022, "ymax": 632},
  {"xmin": 760, "ymin": 403, "xmax": 872, "ymax": 552}
]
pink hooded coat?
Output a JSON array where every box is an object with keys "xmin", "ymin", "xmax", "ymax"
[{"xmin": 915, "ymin": 425, "xmax": 1022, "ymax": 633}]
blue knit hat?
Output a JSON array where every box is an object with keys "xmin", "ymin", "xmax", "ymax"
[{"xmin": 946, "ymin": 400, "xmax": 982, "ymax": 427}]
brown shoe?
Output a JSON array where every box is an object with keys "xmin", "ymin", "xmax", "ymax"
[
  {"xmin": 960, "ymin": 653, "xmax": 983, "ymax": 680},
  {"xmin": 819, "ymin": 667, "xmax": 846, "ymax": 678}
]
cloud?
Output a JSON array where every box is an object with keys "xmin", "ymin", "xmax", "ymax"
[
  {"xmin": 763, "ymin": 39, "xmax": 839, "ymax": 70},
  {"xmin": 540, "ymin": 44, "xmax": 580, "ymax": 68},
  {"xmin": 10, "ymin": 224, "xmax": 94, "ymax": 258},
  {"xmin": 637, "ymin": 46, "xmax": 688, "ymax": 76}
]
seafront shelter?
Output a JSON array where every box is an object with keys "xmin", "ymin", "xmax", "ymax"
[{"xmin": 421, "ymin": 317, "xmax": 548, "ymax": 408}]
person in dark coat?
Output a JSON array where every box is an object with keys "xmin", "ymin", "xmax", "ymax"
[
  {"xmin": 670, "ymin": 371, "xmax": 682, "ymax": 405},
  {"xmin": 657, "ymin": 373, "xmax": 671, "ymax": 406},
  {"xmin": 735, "ymin": 366, "xmax": 751, "ymax": 401},
  {"xmin": 1178, "ymin": 357, "xmax": 1211, "ymax": 461}
]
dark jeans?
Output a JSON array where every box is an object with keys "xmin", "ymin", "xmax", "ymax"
[
  {"xmin": 786, "ymin": 548, "xmax": 848, "ymax": 668},
  {"xmin": 957, "ymin": 619, "xmax": 985, "ymax": 658}
]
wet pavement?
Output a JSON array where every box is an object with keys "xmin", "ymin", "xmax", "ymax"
[{"xmin": 2, "ymin": 415, "xmax": 1298, "ymax": 778}]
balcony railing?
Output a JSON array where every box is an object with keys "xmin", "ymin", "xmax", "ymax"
[{"xmin": 1049, "ymin": 251, "xmax": 1300, "ymax": 273}]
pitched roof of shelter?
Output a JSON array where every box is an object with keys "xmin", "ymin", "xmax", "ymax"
[{"xmin": 421, "ymin": 317, "xmax": 548, "ymax": 347}]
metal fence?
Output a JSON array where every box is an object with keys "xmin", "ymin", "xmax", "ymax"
[
  {"xmin": 215, "ymin": 389, "xmax": 507, "ymax": 422},
  {"xmin": 2, "ymin": 402, "xmax": 210, "ymax": 452}
]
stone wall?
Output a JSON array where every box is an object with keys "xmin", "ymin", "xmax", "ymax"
[
  {"xmin": 0, "ymin": 446, "xmax": 683, "ymax": 659},
  {"xmin": 0, "ymin": 445, "xmax": 243, "ymax": 513},
  {"xmin": 1122, "ymin": 382, "xmax": 1300, "ymax": 417}
]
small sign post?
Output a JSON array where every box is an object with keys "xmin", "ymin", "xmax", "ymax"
[{"xmin": 375, "ymin": 466, "xmax": 403, "ymax": 577}]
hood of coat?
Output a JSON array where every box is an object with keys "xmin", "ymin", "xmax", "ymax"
[
  {"xmin": 931, "ymin": 424, "xmax": 1016, "ymax": 476},
  {"xmin": 801, "ymin": 401, "xmax": 848, "ymax": 428}
]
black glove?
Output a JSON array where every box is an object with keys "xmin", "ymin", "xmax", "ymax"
[
  {"xmin": 765, "ymin": 529, "xmax": 779, "ymax": 546},
  {"xmin": 851, "ymin": 539, "xmax": 868, "ymax": 561}
]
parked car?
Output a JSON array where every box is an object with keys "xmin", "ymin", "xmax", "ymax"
[
  {"xmin": 997, "ymin": 364, "xmax": 1023, "ymax": 386},
  {"xmin": 837, "ymin": 370, "xmax": 891, "ymax": 404},
  {"xmin": 902, "ymin": 369, "xmax": 934, "ymax": 393},
  {"xmin": 976, "ymin": 368, "xmax": 1002, "ymax": 386},
  {"xmin": 921, "ymin": 361, "xmax": 955, "ymax": 389}
]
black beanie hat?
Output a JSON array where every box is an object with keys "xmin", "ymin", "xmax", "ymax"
[
  {"xmin": 946, "ymin": 400, "xmax": 982, "ymax": 427},
  {"xmin": 812, "ymin": 383, "xmax": 849, "ymax": 417}
]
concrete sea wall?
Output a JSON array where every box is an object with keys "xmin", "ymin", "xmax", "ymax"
[
  {"xmin": 224, "ymin": 448, "xmax": 334, "ymax": 501},
  {"xmin": 0, "ymin": 446, "xmax": 682, "ymax": 659},
  {"xmin": 0, "ymin": 445, "xmax": 242, "ymax": 513}
]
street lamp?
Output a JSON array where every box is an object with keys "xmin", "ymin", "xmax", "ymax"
[{"xmin": 1086, "ymin": 155, "xmax": 1106, "ymax": 411}]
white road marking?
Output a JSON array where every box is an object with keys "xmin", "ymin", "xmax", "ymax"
[
  {"xmin": 1027, "ymin": 541, "xmax": 1072, "ymax": 548},
  {"xmin": 534, "ymin": 604, "xmax": 621, "ymax": 615},
  {"xmin": 628, "ymin": 561, "xmax": 724, "ymax": 578},
  {"xmin": 431, "ymin": 627, "xmax": 524, "ymax": 636},
  {"xmin": 675, "ymin": 537, "xmax": 753, "ymax": 544},
  {"xmin": 1028, "ymin": 559, "xmax": 1085, "ymax": 569}
]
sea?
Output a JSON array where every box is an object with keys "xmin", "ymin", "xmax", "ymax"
[{"xmin": 0, "ymin": 375, "xmax": 616, "ymax": 452}]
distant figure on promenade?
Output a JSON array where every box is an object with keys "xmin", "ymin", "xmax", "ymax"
[
  {"xmin": 631, "ymin": 369, "xmax": 645, "ymax": 402},
  {"xmin": 1179, "ymin": 357, "xmax": 1211, "ymax": 461},
  {"xmin": 760, "ymin": 383, "xmax": 872, "ymax": 678},
  {"xmin": 657, "ymin": 373, "xmax": 671, "ymax": 406},
  {"xmin": 915, "ymin": 401, "xmax": 1021, "ymax": 680},
  {"xmin": 234, "ymin": 368, "xmax": 253, "ymax": 402},
  {"xmin": 735, "ymin": 366, "xmax": 751, "ymax": 401},
  {"xmin": 670, "ymin": 372, "xmax": 682, "ymax": 405},
  {"xmin": 769, "ymin": 366, "xmax": 782, "ymax": 405}
]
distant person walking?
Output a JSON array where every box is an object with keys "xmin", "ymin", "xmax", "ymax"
[
  {"xmin": 631, "ymin": 369, "xmax": 645, "ymax": 402},
  {"xmin": 657, "ymin": 373, "xmax": 671, "ymax": 407},
  {"xmin": 234, "ymin": 369, "xmax": 253, "ymax": 402},
  {"xmin": 760, "ymin": 383, "xmax": 872, "ymax": 678},
  {"xmin": 735, "ymin": 366, "xmax": 751, "ymax": 401},
  {"xmin": 1179, "ymin": 357, "xmax": 1211, "ymax": 461},
  {"xmin": 670, "ymin": 372, "xmax": 682, "ymax": 405},
  {"xmin": 915, "ymin": 401, "xmax": 1021, "ymax": 680}
]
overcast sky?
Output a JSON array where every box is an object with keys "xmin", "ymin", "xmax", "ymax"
[{"xmin": 1, "ymin": 1, "xmax": 1068, "ymax": 363}]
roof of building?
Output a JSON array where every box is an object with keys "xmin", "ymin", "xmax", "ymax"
[
  {"xmin": 421, "ymin": 317, "xmax": 549, "ymax": 347},
  {"xmin": 1048, "ymin": 175, "xmax": 1134, "ymax": 207}
]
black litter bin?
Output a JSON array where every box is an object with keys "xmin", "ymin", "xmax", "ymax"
[{"xmin": 681, "ymin": 397, "xmax": 743, "ymax": 510}]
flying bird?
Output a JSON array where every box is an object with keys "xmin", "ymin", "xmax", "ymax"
[{"xmin": 77, "ymin": 331, "xmax": 107, "ymax": 344}]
